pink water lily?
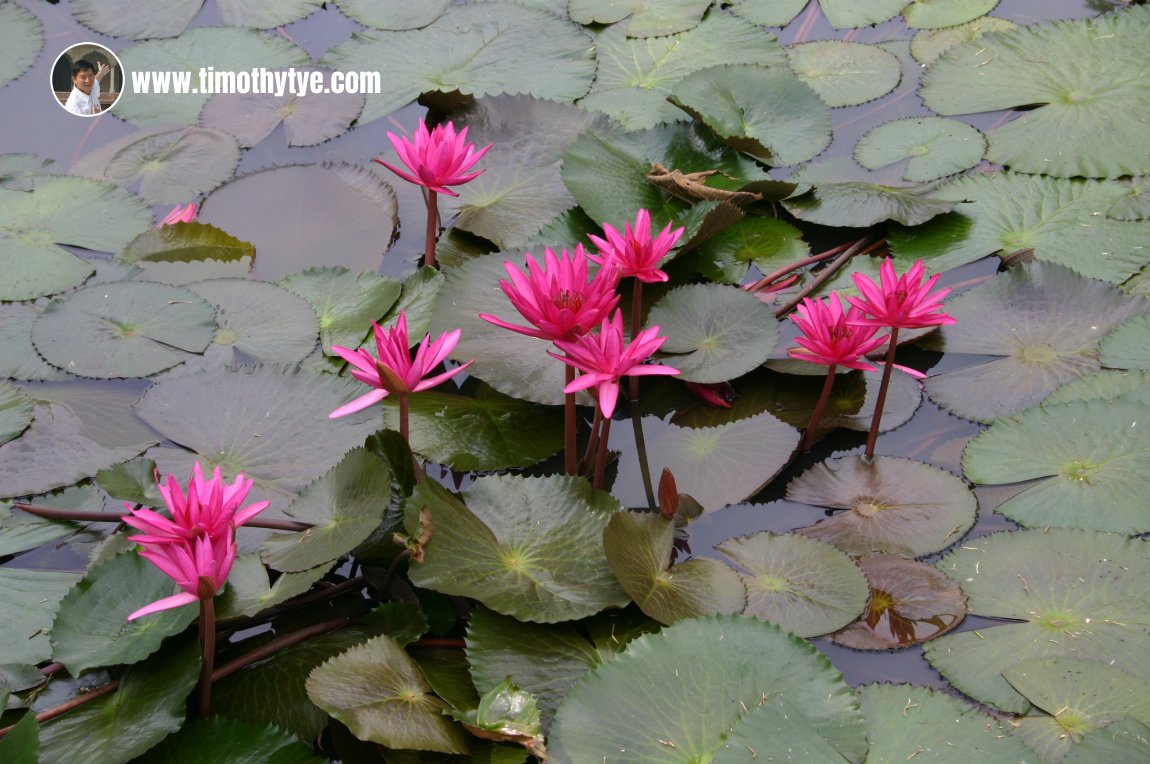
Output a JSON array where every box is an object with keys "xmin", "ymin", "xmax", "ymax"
[
  {"xmin": 329, "ymin": 311, "xmax": 473, "ymax": 419},
  {"xmin": 481, "ymin": 245, "xmax": 620, "ymax": 343},
  {"xmin": 128, "ymin": 533, "xmax": 235, "ymax": 620},
  {"xmin": 157, "ymin": 202, "xmax": 197, "ymax": 227},
  {"xmin": 846, "ymin": 258, "xmax": 956, "ymax": 329},
  {"xmin": 788, "ymin": 294, "xmax": 889, "ymax": 371},
  {"xmin": 123, "ymin": 463, "xmax": 269, "ymax": 546},
  {"xmin": 373, "ymin": 120, "xmax": 491, "ymax": 197},
  {"xmin": 587, "ymin": 208, "xmax": 684, "ymax": 284},
  {"xmin": 550, "ymin": 310, "xmax": 680, "ymax": 417}
]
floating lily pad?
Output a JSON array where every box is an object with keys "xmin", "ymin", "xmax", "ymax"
[
  {"xmin": 139, "ymin": 717, "xmax": 325, "ymax": 764},
  {"xmin": 215, "ymin": 0, "xmax": 325, "ymax": 29},
  {"xmin": 117, "ymin": 221, "xmax": 255, "ymax": 285},
  {"xmin": 279, "ymin": 267, "xmax": 401, "ymax": 354},
  {"xmin": 0, "ymin": 487, "xmax": 81, "ymax": 558},
  {"xmin": 199, "ymin": 163, "xmax": 397, "ymax": 283},
  {"xmin": 1108, "ymin": 176, "xmax": 1150, "ymax": 221},
  {"xmin": 855, "ymin": 117, "xmax": 985, "ymax": 183},
  {"xmin": 72, "ymin": 0, "xmax": 322, "ymax": 37},
  {"xmin": 200, "ymin": 72, "xmax": 365, "ymax": 147},
  {"xmin": 31, "ymin": 281, "xmax": 217, "ymax": 379},
  {"xmin": 789, "ymin": 456, "xmax": 976, "ymax": 558},
  {"xmin": 783, "ymin": 179, "xmax": 957, "ymax": 228},
  {"xmin": 605, "ymin": 511, "xmax": 745, "ymax": 625},
  {"xmin": 924, "ymin": 262, "xmax": 1149, "ymax": 423},
  {"xmin": 405, "ymin": 475, "xmax": 629, "ymax": 623},
  {"xmin": 549, "ymin": 615, "xmax": 866, "ymax": 762},
  {"xmin": 217, "ymin": 555, "xmax": 334, "ymax": 620},
  {"xmin": 830, "ymin": 555, "xmax": 966, "ymax": 650},
  {"xmin": 0, "ymin": 177, "xmax": 152, "ymax": 301},
  {"xmin": 903, "ymin": 0, "xmax": 998, "ymax": 29},
  {"xmin": 786, "ymin": 41, "xmax": 902, "ymax": 108},
  {"xmin": 910, "ymin": 16, "xmax": 1017, "ymax": 64},
  {"xmin": 716, "ymin": 531, "xmax": 868, "ymax": 637},
  {"xmin": 308, "ymin": 635, "xmax": 469, "ymax": 753},
  {"xmin": 921, "ymin": 7, "xmax": 1150, "ymax": 178},
  {"xmin": 568, "ymin": 0, "xmax": 712, "ymax": 36},
  {"xmin": 335, "ymin": 0, "xmax": 451, "ymax": 29},
  {"xmin": 765, "ymin": 366, "xmax": 923, "ymax": 437},
  {"xmin": 0, "ymin": 3, "xmax": 42, "ymax": 89},
  {"xmin": 0, "ymin": 709, "xmax": 35, "ymax": 762},
  {"xmin": 0, "ymin": 382, "xmax": 32, "ymax": 447},
  {"xmin": 927, "ymin": 528, "xmax": 1150, "ymax": 713},
  {"xmin": 186, "ymin": 279, "xmax": 318, "ymax": 366},
  {"xmin": 859, "ymin": 683, "xmax": 1034, "ymax": 762},
  {"xmin": 963, "ymin": 399, "xmax": 1150, "ymax": 533},
  {"xmin": 647, "ymin": 283, "xmax": 780, "ymax": 383},
  {"xmin": 669, "ymin": 64, "xmax": 831, "ymax": 166},
  {"xmin": 321, "ymin": 3, "xmax": 596, "ymax": 125},
  {"xmin": 1045, "ymin": 369, "xmax": 1150, "ymax": 406},
  {"xmin": 577, "ymin": 13, "xmax": 787, "ymax": 130},
  {"xmin": 725, "ymin": 0, "xmax": 809, "ymax": 27},
  {"xmin": 0, "ymin": 568, "xmax": 81, "ymax": 665},
  {"xmin": 697, "ymin": 217, "xmax": 809, "ymax": 284},
  {"xmin": 0, "ymin": 154, "xmax": 55, "ymax": 192},
  {"xmin": 820, "ymin": 0, "xmax": 910, "ymax": 28},
  {"xmin": 1100, "ymin": 314, "xmax": 1150, "ymax": 371}
]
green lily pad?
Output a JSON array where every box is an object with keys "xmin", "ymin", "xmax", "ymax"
[
  {"xmin": 200, "ymin": 73, "xmax": 365, "ymax": 148},
  {"xmin": 0, "ymin": 154, "xmax": 55, "ymax": 192},
  {"xmin": 819, "ymin": 0, "xmax": 909, "ymax": 29},
  {"xmin": 786, "ymin": 41, "xmax": 902, "ymax": 107},
  {"xmin": 717, "ymin": 531, "xmax": 868, "ymax": 637},
  {"xmin": 118, "ymin": 222, "xmax": 255, "ymax": 286},
  {"xmin": 133, "ymin": 365, "xmax": 382, "ymax": 510},
  {"xmin": 216, "ymin": 0, "xmax": 325, "ymax": 28},
  {"xmin": 0, "ymin": 304, "xmax": 65, "ymax": 381},
  {"xmin": 568, "ymin": 0, "xmax": 712, "ymax": 36},
  {"xmin": 261, "ymin": 448, "xmax": 390, "ymax": 573},
  {"xmin": 385, "ymin": 386, "xmax": 563, "ymax": 471},
  {"xmin": 217, "ymin": 555, "xmax": 334, "ymax": 619},
  {"xmin": 910, "ymin": 16, "xmax": 1017, "ymax": 64},
  {"xmin": 38, "ymin": 637, "xmax": 200, "ymax": 764},
  {"xmin": 668, "ymin": 64, "xmax": 831, "ymax": 166},
  {"xmin": 383, "ymin": 266, "xmax": 443, "ymax": 342},
  {"xmin": 0, "ymin": 568, "xmax": 81, "ymax": 665},
  {"xmin": 697, "ymin": 217, "xmax": 809, "ymax": 284},
  {"xmin": 1045, "ymin": 369, "xmax": 1150, "ymax": 406},
  {"xmin": 1108, "ymin": 176, "xmax": 1150, "ymax": 221},
  {"xmin": 335, "ymin": 0, "xmax": 451, "ymax": 29},
  {"xmin": 116, "ymin": 28, "xmax": 310, "ymax": 125},
  {"xmin": 859, "ymin": 683, "xmax": 1034, "ymax": 762},
  {"xmin": 71, "ymin": 0, "xmax": 322, "ymax": 37},
  {"xmin": 199, "ymin": 163, "xmax": 397, "ymax": 283},
  {"xmin": 647, "ymin": 283, "xmax": 779, "ymax": 383},
  {"xmin": 1100, "ymin": 314, "xmax": 1150, "ymax": 370},
  {"xmin": 924, "ymin": 262, "xmax": 1150, "ymax": 423},
  {"xmin": 788, "ymin": 456, "xmax": 977, "ymax": 558},
  {"xmin": 0, "ymin": 709, "xmax": 36, "ymax": 763},
  {"xmin": 0, "ymin": 382, "xmax": 32, "ymax": 447},
  {"xmin": 0, "ymin": 176, "xmax": 152, "ymax": 301},
  {"xmin": 31, "ymin": 281, "xmax": 217, "ymax": 379},
  {"xmin": 903, "ymin": 0, "xmax": 998, "ymax": 29},
  {"xmin": 767, "ymin": 366, "xmax": 923, "ymax": 437},
  {"xmin": 51, "ymin": 551, "xmax": 200, "ymax": 673},
  {"xmin": 0, "ymin": 3, "xmax": 42, "ymax": 89},
  {"xmin": 921, "ymin": 7, "xmax": 1150, "ymax": 178},
  {"xmin": 0, "ymin": 488, "xmax": 80, "ymax": 558},
  {"xmin": 783, "ymin": 179, "xmax": 957, "ymax": 228},
  {"xmin": 725, "ymin": 0, "xmax": 809, "ymax": 27},
  {"xmin": 855, "ymin": 117, "xmax": 986, "ymax": 183},
  {"xmin": 963, "ymin": 399, "xmax": 1150, "ymax": 534},
  {"xmin": 405, "ymin": 475, "xmax": 629, "ymax": 623},
  {"xmin": 605, "ymin": 511, "xmax": 746, "ymax": 625},
  {"xmin": 186, "ymin": 279, "xmax": 318, "ymax": 367},
  {"xmin": 71, "ymin": 126, "xmax": 240, "ymax": 205},
  {"xmin": 549, "ymin": 615, "xmax": 866, "ymax": 762},
  {"xmin": 307, "ymin": 634, "xmax": 469, "ymax": 753},
  {"xmin": 139, "ymin": 717, "xmax": 325, "ymax": 764},
  {"xmin": 279, "ymin": 267, "xmax": 401, "ymax": 354},
  {"xmin": 320, "ymin": 3, "xmax": 596, "ymax": 125},
  {"xmin": 927, "ymin": 528, "xmax": 1150, "ymax": 713},
  {"xmin": 577, "ymin": 13, "xmax": 787, "ymax": 130}
]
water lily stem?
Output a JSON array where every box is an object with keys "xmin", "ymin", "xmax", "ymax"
[
  {"xmin": 801, "ymin": 364, "xmax": 838, "ymax": 452},
  {"xmin": 425, "ymin": 190, "xmax": 439, "ymax": 268},
  {"xmin": 580, "ymin": 404, "xmax": 602, "ymax": 476},
  {"xmin": 12, "ymin": 503, "xmax": 312, "ymax": 532},
  {"xmin": 631, "ymin": 405, "xmax": 656, "ymax": 510},
  {"xmin": 745, "ymin": 241, "xmax": 854, "ymax": 294},
  {"xmin": 565, "ymin": 366, "xmax": 578, "ymax": 476},
  {"xmin": 197, "ymin": 596, "xmax": 216, "ymax": 718},
  {"xmin": 865, "ymin": 328, "xmax": 900, "ymax": 459},
  {"xmin": 629, "ymin": 279, "xmax": 643, "ymax": 401},
  {"xmin": 593, "ymin": 415, "xmax": 613, "ymax": 490},
  {"xmin": 774, "ymin": 236, "xmax": 883, "ymax": 320}
]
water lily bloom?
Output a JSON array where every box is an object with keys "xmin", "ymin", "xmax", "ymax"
[
  {"xmin": 587, "ymin": 208, "xmax": 685, "ymax": 283},
  {"xmin": 373, "ymin": 120, "xmax": 491, "ymax": 197},
  {"xmin": 123, "ymin": 463, "xmax": 269, "ymax": 546},
  {"xmin": 788, "ymin": 294, "xmax": 889, "ymax": 371},
  {"xmin": 157, "ymin": 202, "xmax": 197, "ymax": 227},
  {"xmin": 846, "ymin": 258, "xmax": 957, "ymax": 329},
  {"xmin": 329, "ymin": 311, "xmax": 473, "ymax": 419},
  {"xmin": 128, "ymin": 533, "xmax": 236, "ymax": 620},
  {"xmin": 481, "ymin": 245, "xmax": 621, "ymax": 343},
  {"xmin": 550, "ymin": 310, "xmax": 680, "ymax": 417}
]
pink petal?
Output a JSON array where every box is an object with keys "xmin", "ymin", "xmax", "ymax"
[
  {"xmin": 329, "ymin": 389, "xmax": 388, "ymax": 418},
  {"xmin": 127, "ymin": 592, "xmax": 199, "ymax": 620}
]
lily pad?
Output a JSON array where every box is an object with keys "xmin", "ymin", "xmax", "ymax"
[
  {"xmin": 0, "ymin": 154, "xmax": 55, "ymax": 192},
  {"xmin": 1108, "ymin": 176, "xmax": 1150, "ymax": 221},
  {"xmin": 116, "ymin": 28, "xmax": 310, "ymax": 125},
  {"xmin": 0, "ymin": 488, "xmax": 80, "ymax": 558},
  {"xmin": 1100, "ymin": 314, "xmax": 1150, "ymax": 371},
  {"xmin": 200, "ymin": 72, "xmax": 365, "ymax": 147},
  {"xmin": 903, "ymin": 0, "xmax": 998, "ymax": 29},
  {"xmin": 280, "ymin": 267, "xmax": 402, "ymax": 354},
  {"xmin": 697, "ymin": 217, "xmax": 809, "ymax": 284},
  {"xmin": 924, "ymin": 262, "xmax": 1150, "ymax": 423},
  {"xmin": 717, "ymin": 531, "xmax": 868, "ymax": 637},
  {"xmin": 1045, "ymin": 369, "xmax": 1150, "ymax": 406},
  {"xmin": 786, "ymin": 41, "xmax": 902, "ymax": 108},
  {"xmin": 921, "ymin": 7, "xmax": 1150, "ymax": 178},
  {"xmin": 647, "ymin": 283, "xmax": 780, "ymax": 383},
  {"xmin": 320, "ymin": 3, "xmax": 596, "ymax": 125},
  {"xmin": 334, "ymin": 0, "xmax": 451, "ymax": 29},
  {"xmin": 788, "ymin": 456, "xmax": 977, "ymax": 558},
  {"xmin": 139, "ymin": 717, "xmax": 325, "ymax": 764},
  {"xmin": 186, "ymin": 279, "xmax": 318, "ymax": 367},
  {"xmin": 71, "ymin": 126, "xmax": 240, "ymax": 205},
  {"xmin": 0, "ymin": 176, "xmax": 152, "ymax": 301},
  {"xmin": 963, "ymin": 399, "xmax": 1150, "ymax": 534},
  {"xmin": 783, "ymin": 179, "xmax": 957, "ymax": 228},
  {"xmin": 725, "ymin": 0, "xmax": 809, "ymax": 27},
  {"xmin": 71, "ymin": 0, "xmax": 322, "ymax": 37},
  {"xmin": 307, "ymin": 634, "xmax": 469, "ymax": 753},
  {"xmin": 0, "ymin": 709, "xmax": 35, "ymax": 763},
  {"xmin": 830, "ymin": 554, "xmax": 966, "ymax": 650},
  {"xmin": 0, "ymin": 3, "xmax": 42, "ymax": 89},
  {"xmin": 405, "ymin": 475, "xmax": 629, "ymax": 623},
  {"xmin": 568, "ymin": 0, "xmax": 712, "ymax": 36},
  {"xmin": 199, "ymin": 163, "xmax": 397, "ymax": 283},
  {"xmin": 217, "ymin": 555, "xmax": 334, "ymax": 619},
  {"xmin": 215, "ymin": 0, "xmax": 324, "ymax": 30},
  {"xmin": 766, "ymin": 366, "xmax": 923, "ymax": 437},
  {"xmin": 31, "ymin": 281, "xmax": 217, "ymax": 379},
  {"xmin": 0, "ymin": 568, "xmax": 81, "ymax": 665},
  {"xmin": 669, "ymin": 64, "xmax": 831, "ymax": 166},
  {"xmin": 927, "ymin": 528, "xmax": 1150, "ymax": 713},
  {"xmin": 577, "ymin": 13, "xmax": 787, "ymax": 130},
  {"xmin": 859, "ymin": 683, "xmax": 1034, "ymax": 762},
  {"xmin": 855, "ymin": 117, "xmax": 986, "ymax": 183},
  {"xmin": 910, "ymin": 16, "xmax": 1017, "ymax": 65},
  {"xmin": 605, "ymin": 511, "xmax": 746, "ymax": 625},
  {"xmin": 261, "ymin": 448, "xmax": 390, "ymax": 573},
  {"xmin": 0, "ymin": 382, "xmax": 32, "ymax": 447},
  {"xmin": 549, "ymin": 615, "xmax": 866, "ymax": 762},
  {"xmin": 117, "ymin": 222, "xmax": 254, "ymax": 285}
]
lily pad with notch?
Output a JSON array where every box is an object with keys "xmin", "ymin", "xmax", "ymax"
[
  {"xmin": 568, "ymin": 0, "xmax": 712, "ymax": 37},
  {"xmin": 787, "ymin": 41, "xmax": 902, "ymax": 108},
  {"xmin": 855, "ymin": 117, "xmax": 986, "ymax": 183},
  {"xmin": 903, "ymin": 0, "xmax": 998, "ymax": 29},
  {"xmin": 1108, "ymin": 176, "xmax": 1150, "ymax": 221},
  {"xmin": 186, "ymin": 278, "xmax": 318, "ymax": 367},
  {"xmin": 279, "ymin": 267, "xmax": 401, "ymax": 355},
  {"xmin": 910, "ymin": 16, "xmax": 1017, "ymax": 65},
  {"xmin": 0, "ymin": 382, "xmax": 32, "ymax": 447}
]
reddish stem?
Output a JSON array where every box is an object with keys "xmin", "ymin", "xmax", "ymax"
[
  {"xmin": 774, "ymin": 237, "xmax": 884, "ymax": 319},
  {"xmin": 565, "ymin": 365, "xmax": 578, "ymax": 476},
  {"xmin": 593, "ymin": 415, "xmax": 613, "ymax": 490},
  {"xmin": 197, "ymin": 595, "xmax": 216, "ymax": 717},
  {"xmin": 745, "ymin": 241, "xmax": 853, "ymax": 294},
  {"xmin": 211, "ymin": 617, "xmax": 350, "ymax": 683},
  {"xmin": 13, "ymin": 503, "xmax": 312, "ymax": 532},
  {"xmin": 865, "ymin": 328, "xmax": 900, "ymax": 458},
  {"xmin": 801, "ymin": 364, "xmax": 838, "ymax": 452},
  {"xmin": 424, "ymin": 190, "xmax": 439, "ymax": 268}
]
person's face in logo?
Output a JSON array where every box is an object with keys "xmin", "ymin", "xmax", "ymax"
[{"xmin": 72, "ymin": 66, "xmax": 95, "ymax": 95}]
